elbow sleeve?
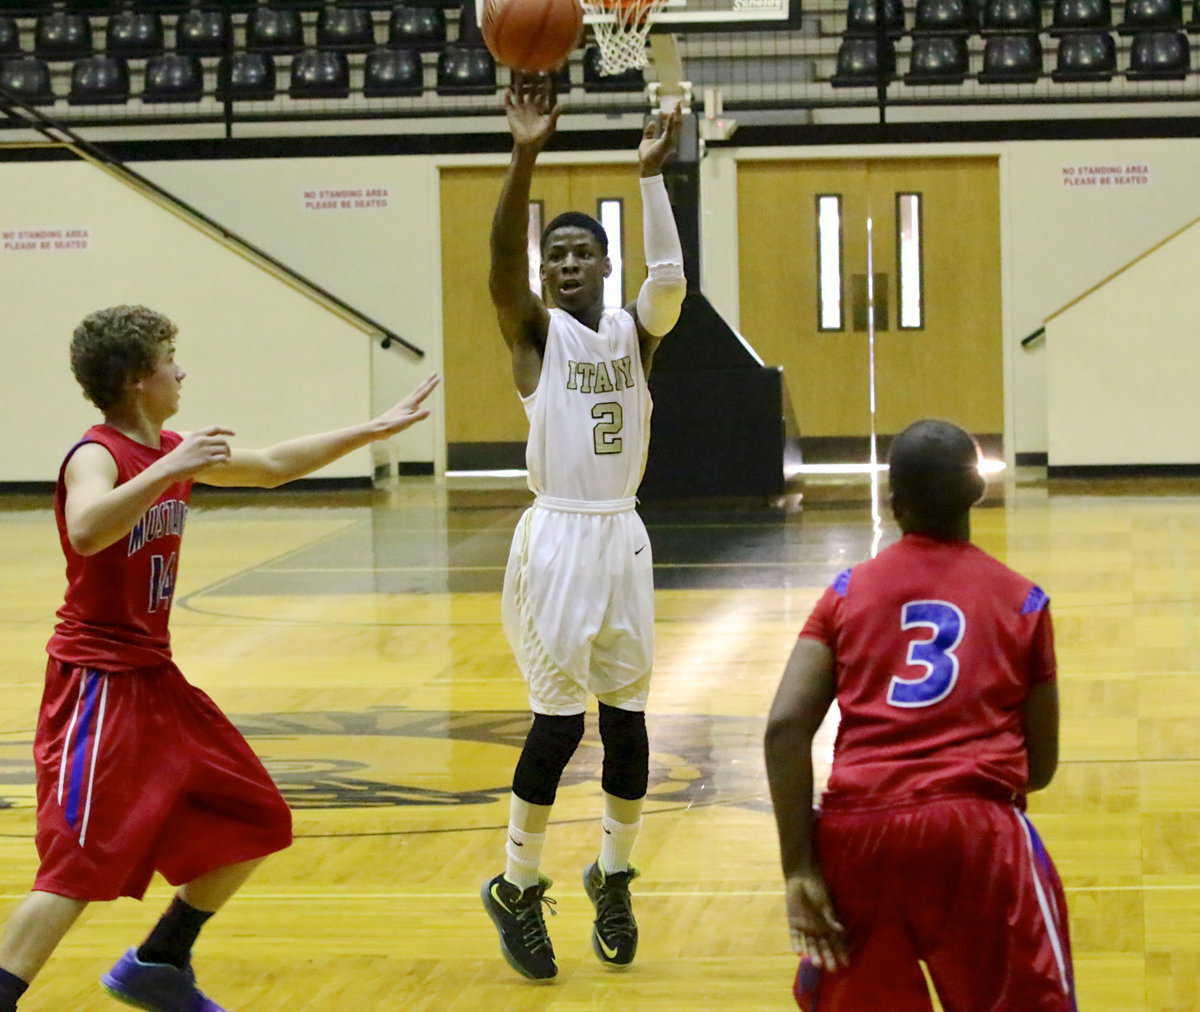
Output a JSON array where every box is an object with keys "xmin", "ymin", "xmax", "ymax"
[{"xmin": 636, "ymin": 174, "xmax": 686, "ymax": 336}]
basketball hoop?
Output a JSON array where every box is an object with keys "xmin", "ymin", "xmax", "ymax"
[{"xmin": 580, "ymin": 0, "xmax": 669, "ymax": 75}]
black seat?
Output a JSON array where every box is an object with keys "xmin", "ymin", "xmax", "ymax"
[
  {"xmin": 582, "ymin": 44, "xmax": 643, "ymax": 90},
  {"xmin": 0, "ymin": 16, "xmax": 18, "ymax": 56},
  {"xmin": 175, "ymin": 10, "xmax": 232, "ymax": 57},
  {"xmin": 363, "ymin": 45, "xmax": 423, "ymax": 95},
  {"xmin": 1190, "ymin": 0, "xmax": 1200, "ymax": 32},
  {"xmin": 317, "ymin": 7, "xmax": 376, "ymax": 51},
  {"xmin": 0, "ymin": 55, "xmax": 54, "ymax": 103},
  {"xmin": 106, "ymin": 11, "xmax": 164, "ymax": 58},
  {"xmin": 978, "ymin": 32, "xmax": 1042, "ymax": 79},
  {"xmin": 1050, "ymin": 0, "xmax": 1112, "ymax": 33},
  {"xmin": 1050, "ymin": 30, "xmax": 1116, "ymax": 78},
  {"xmin": 1126, "ymin": 28, "xmax": 1190, "ymax": 74},
  {"xmin": 905, "ymin": 34, "xmax": 970, "ymax": 81},
  {"xmin": 436, "ymin": 45, "xmax": 494, "ymax": 94},
  {"xmin": 290, "ymin": 49, "xmax": 351, "ymax": 97},
  {"xmin": 216, "ymin": 51, "xmax": 276, "ymax": 100},
  {"xmin": 69, "ymin": 53, "xmax": 129, "ymax": 102},
  {"xmin": 912, "ymin": 0, "xmax": 974, "ymax": 33},
  {"xmin": 980, "ymin": 0, "xmax": 1040, "ymax": 33},
  {"xmin": 843, "ymin": 0, "xmax": 906, "ymax": 38},
  {"xmin": 456, "ymin": 0, "xmax": 484, "ymax": 45},
  {"xmin": 268, "ymin": 0, "xmax": 325, "ymax": 10},
  {"xmin": 831, "ymin": 37, "xmax": 896, "ymax": 85},
  {"xmin": 246, "ymin": 8, "xmax": 306, "ymax": 54},
  {"xmin": 143, "ymin": 51, "xmax": 204, "ymax": 101},
  {"xmin": 1118, "ymin": 0, "xmax": 1183, "ymax": 31},
  {"xmin": 388, "ymin": 5, "xmax": 446, "ymax": 49},
  {"xmin": 34, "ymin": 12, "xmax": 92, "ymax": 60}
]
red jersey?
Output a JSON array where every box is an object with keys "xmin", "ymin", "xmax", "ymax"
[
  {"xmin": 801, "ymin": 533, "xmax": 1056, "ymax": 808},
  {"xmin": 46, "ymin": 425, "xmax": 192, "ymax": 670}
]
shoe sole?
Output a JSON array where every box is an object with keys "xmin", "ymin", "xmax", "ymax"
[
  {"xmin": 479, "ymin": 881, "xmax": 557, "ymax": 981},
  {"xmin": 100, "ymin": 979, "xmax": 163, "ymax": 1012},
  {"xmin": 582, "ymin": 866, "xmax": 637, "ymax": 969}
]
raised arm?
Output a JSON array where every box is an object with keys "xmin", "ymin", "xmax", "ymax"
[
  {"xmin": 198, "ymin": 373, "xmax": 439, "ymax": 489},
  {"xmin": 490, "ymin": 74, "xmax": 559, "ymax": 398},
  {"xmin": 630, "ymin": 106, "xmax": 687, "ymax": 374},
  {"xmin": 764, "ymin": 636, "xmax": 848, "ymax": 972}
]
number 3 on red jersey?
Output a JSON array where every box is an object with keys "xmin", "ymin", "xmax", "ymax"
[{"xmin": 887, "ymin": 599, "xmax": 964, "ymax": 708}]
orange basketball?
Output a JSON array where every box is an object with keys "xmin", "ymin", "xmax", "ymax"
[{"xmin": 481, "ymin": 0, "xmax": 584, "ymax": 73}]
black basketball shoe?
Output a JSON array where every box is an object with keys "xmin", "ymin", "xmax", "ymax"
[
  {"xmin": 481, "ymin": 873, "xmax": 558, "ymax": 980},
  {"xmin": 583, "ymin": 861, "xmax": 640, "ymax": 968}
]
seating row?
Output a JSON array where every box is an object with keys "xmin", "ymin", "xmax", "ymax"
[{"xmin": 846, "ymin": 0, "xmax": 1200, "ymax": 36}]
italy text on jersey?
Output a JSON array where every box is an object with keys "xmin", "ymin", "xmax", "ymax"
[{"xmin": 565, "ymin": 356, "xmax": 636, "ymax": 394}]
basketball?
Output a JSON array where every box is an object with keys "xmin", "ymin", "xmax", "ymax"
[{"xmin": 481, "ymin": 0, "xmax": 584, "ymax": 73}]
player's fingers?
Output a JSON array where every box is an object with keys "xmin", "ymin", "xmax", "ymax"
[{"xmin": 197, "ymin": 425, "xmax": 235, "ymax": 437}]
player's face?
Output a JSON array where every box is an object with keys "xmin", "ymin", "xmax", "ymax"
[
  {"xmin": 136, "ymin": 343, "xmax": 186, "ymax": 420},
  {"xmin": 540, "ymin": 227, "xmax": 611, "ymax": 314}
]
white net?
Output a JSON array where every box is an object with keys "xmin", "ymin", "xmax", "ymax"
[{"xmin": 580, "ymin": 0, "xmax": 670, "ymax": 75}]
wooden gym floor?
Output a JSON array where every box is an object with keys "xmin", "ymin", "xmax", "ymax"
[{"xmin": 0, "ymin": 469, "xmax": 1197, "ymax": 1011}]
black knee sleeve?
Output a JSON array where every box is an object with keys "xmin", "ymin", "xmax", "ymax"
[
  {"xmin": 598, "ymin": 704, "xmax": 648, "ymax": 801},
  {"xmin": 512, "ymin": 712, "xmax": 585, "ymax": 806}
]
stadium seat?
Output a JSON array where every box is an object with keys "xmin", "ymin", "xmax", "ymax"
[
  {"xmin": 388, "ymin": 5, "xmax": 447, "ymax": 49},
  {"xmin": 1051, "ymin": 30, "xmax": 1116, "ymax": 78},
  {"xmin": 246, "ymin": 8, "xmax": 306, "ymax": 54},
  {"xmin": 1050, "ymin": 0, "xmax": 1112, "ymax": 33},
  {"xmin": 363, "ymin": 46, "xmax": 423, "ymax": 95},
  {"xmin": 1126, "ymin": 28, "xmax": 1190, "ymax": 75},
  {"xmin": 216, "ymin": 51, "xmax": 276, "ymax": 100},
  {"xmin": 831, "ymin": 37, "xmax": 896, "ymax": 85},
  {"xmin": 980, "ymin": 0, "xmax": 1040, "ymax": 33},
  {"xmin": 290, "ymin": 49, "xmax": 351, "ymax": 97},
  {"xmin": 456, "ymin": 0, "xmax": 484, "ymax": 45},
  {"xmin": 912, "ymin": 0, "xmax": 975, "ymax": 34},
  {"xmin": 1190, "ymin": 0, "xmax": 1200, "ymax": 31},
  {"xmin": 317, "ymin": 7, "xmax": 377, "ymax": 52},
  {"xmin": 436, "ymin": 45, "xmax": 494, "ymax": 94},
  {"xmin": 0, "ymin": 54, "xmax": 54, "ymax": 104},
  {"xmin": 905, "ymin": 34, "xmax": 970, "ymax": 81},
  {"xmin": 1118, "ymin": 0, "xmax": 1183, "ymax": 31},
  {"xmin": 978, "ymin": 32, "xmax": 1042, "ymax": 79},
  {"xmin": 34, "ymin": 12, "xmax": 92, "ymax": 61},
  {"xmin": 69, "ymin": 53, "xmax": 130, "ymax": 103},
  {"xmin": 106, "ymin": 11, "xmax": 165, "ymax": 59},
  {"xmin": 582, "ymin": 44, "xmax": 643, "ymax": 90},
  {"xmin": 0, "ymin": 16, "xmax": 18, "ymax": 56},
  {"xmin": 843, "ymin": 0, "xmax": 906, "ymax": 38},
  {"xmin": 268, "ymin": 0, "xmax": 325, "ymax": 10},
  {"xmin": 143, "ymin": 52, "xmax": 204, "ymax": 101},
  {"xmin": 175, "ymin": 10, "xmax": 233, "ymax": 57}
]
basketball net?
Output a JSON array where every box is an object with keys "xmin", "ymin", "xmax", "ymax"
[{"xmin": 580, "ymin": 0, "xmax": 669, "ymax": 75}]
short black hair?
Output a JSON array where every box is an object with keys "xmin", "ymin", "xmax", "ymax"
[
  {"xmin": 888, "ymin": 419, "xmax": 985, "ymax": 524},
  {"xmin": 541, "ymin": 212, "xmax": 608, "ymax": 256}
]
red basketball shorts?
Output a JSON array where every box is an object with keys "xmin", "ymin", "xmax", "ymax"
[
  {"xmin": 793, "ymin": 796, "xmax": 1076, "ymax": 1012},
  {"xmin": 32, "ymin": 659, "xmax": 293, "ymax": 902}
]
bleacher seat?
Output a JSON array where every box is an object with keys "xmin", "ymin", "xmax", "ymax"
[
  {"xmin": 0, "ymin": 54, "xmax": 54, "ymax": 103},
  {"xmin": 1050, "ymin": 0, "xmax": 1112, "ymax": 33},
  {"xmin": 0, "ymin": 16, "xmax": 18, "ymax": 56},
  {"xmin": 583, "ymin": 44, "xmax": 643, "ymax": 90},
  {"xmin": 436, "ymin": 45, "xmax": 494, "ymax": 94},
  {"xmin": 290, "ymin": 49, "xmax": 351, "ymax": 97},
  {"xmin": 269, "ymin": 0, "xmax": 325, "ymax": 10},
  {"xmin": 388, "ymin": 5, "xmax": 447, "ymax": 49},
  {"xmin": 1126, "ymin": 28, "xmax": 1190, "ymax": 74},
  {"xmin": 1051, "ymin": 30, "xmax": 1116, "ymax": 78},
  {"xmin": 912, "ymin": 0, "xmax": 975, "ymax": 34},
  {"xmin": 456, "ymin": 0, "xmax": 484, "ymax": 45},
  {"xmin": 143, "ymin": 52, "xmax": 204, "ymax": 101},
  {"xmin": 246, "ymin": 8, "xmax": 306, "ymax": 54},
  {"xmin": 216, "ymin": 51, "xmax": 276, "ymax": 100},
  {"xmin": 980, "ymin": 0, "xmax": 1040, "ymax": 33},
  {"xmin": 69, "ymin": 53, "xmax": 130, "ymax": 103},
  {"xmin": 317, "ymin": 7, "xmax": 377, "ymax": 52},
  {"xmin": 831, "ymin": 37, "xmax": 896, "ymax": 85},
  {"xmin": 1190, "ymin": 0, "xmax": 1200, "ymax": 31},
  {"xmin": 905, "ymin": 34, "xmax": 970, "ymax": 81},
  {"xmin": 34, "ymin": 12, "xmax": 93, "ymax": 61},
  {"xmin": 363, "ymin": 46, "xmax": 423, "ymax": 95},
  {"xmin": 106, "ymin": 11, "xmax": 165, "ymax": 59},
  {"xmin": 843, "ymin": 0, "xmax": 906, "ymax": 38},
  {"xmin": 1118, "ymin": 0, "xmax": 1183, "ymax": 32},
  {"xmin": 978, "ymin": 32, "xmax": 1042, "ymax": 79},
  {"xmin": 175, "ymin": 10, "xmax": 232, "ymax": 57}
]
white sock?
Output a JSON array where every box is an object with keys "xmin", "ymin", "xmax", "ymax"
[
  {"xmin": 599, "ymin": 814, "xmax": 641, "ymax": 875},
  {"xmin": 505, "ymin": 824, "xmax": 545, "ymax": 890}
]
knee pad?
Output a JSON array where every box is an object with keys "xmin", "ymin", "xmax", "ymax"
[
  {"xmin": 512, "ymin": 712, "xmax": 585, "ymax": 806},
  {"xmin": 598, "ymin": 704, "xmax": 648, "ymax": 801}
]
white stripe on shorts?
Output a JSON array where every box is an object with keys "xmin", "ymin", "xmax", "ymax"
[
  {"xmin": 1016, "ymin": 809, "xmax": 1070, "ymax": 994},
  {"xmin": 78, "ymin": 674, "xmax": 109, "ymax": 847},
  {"xmin": 56, "ymin": 674, "xmax": 88, "ymax": 806}
]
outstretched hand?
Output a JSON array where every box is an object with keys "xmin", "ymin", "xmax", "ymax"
[
  {"xmin": 374, "ymin": 373, "xmax": 440, "ymax": 438},
  {"xmin": 505, "ymin": 72, "xmax": 563, "ymax": 152},
  {"xmin": 639, "ymin": 103, "xmax": 683, "ymax": 176},
  {"xmin": 785, "ymin": 870, "xmax": 849, "ymax": 973}
]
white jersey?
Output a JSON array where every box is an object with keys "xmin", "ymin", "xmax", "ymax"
[{"xmin": 520, "ymin": 307, "xmax": 652, "ymax": 502}]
